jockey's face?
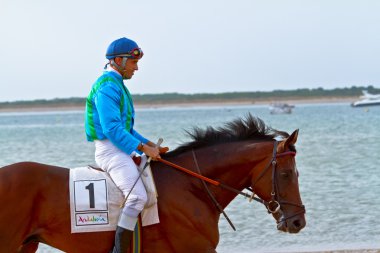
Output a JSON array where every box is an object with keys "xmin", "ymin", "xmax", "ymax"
[{"xmin": 114, "ymin": 57, "xmax": 139, "ymax": 80}]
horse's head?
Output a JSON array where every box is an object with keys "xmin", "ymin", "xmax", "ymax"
[
  {"xmin": 250, "ymin": 129, "xmax": 306, "ymax": 233},
  {"xmin": 163, "ymin": 115, "xmax": 306, "ymax": 233}
]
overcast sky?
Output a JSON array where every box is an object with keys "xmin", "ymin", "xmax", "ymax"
[{"xmin": 0, "ymin": 0, "xmax": 379, "ymax": 102}]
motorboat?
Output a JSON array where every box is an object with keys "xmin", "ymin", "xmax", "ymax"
[
  {"xmin": 351, "ymin": 90, "xmax": 380, "ymax": 107},
  {"xmin": 269, "ymin": 102, "xmax": 294, "ymax": 114}
]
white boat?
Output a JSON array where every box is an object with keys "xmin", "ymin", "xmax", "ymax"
[
  {"xmin": 269, "ymin": 102, "xmax": 294, "ymax": 114},
  {"xmin": 351, "ymin": 90, "xmax": 380, "ymax": 107}
]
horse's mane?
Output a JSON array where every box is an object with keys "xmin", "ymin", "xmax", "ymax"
[{"xmin": 164, "ymin": 114, "xmax": 290, "ymax": 157}]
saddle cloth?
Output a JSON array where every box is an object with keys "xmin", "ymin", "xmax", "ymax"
[{"xmin": 69, "ymin": 155, "xmax": 159, "ymax": 233}]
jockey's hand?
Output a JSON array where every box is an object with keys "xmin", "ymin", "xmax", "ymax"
[
  {"xmin": 159, "ymin": 146, "xmax": 169, "ymax": 154},
  {"xmin": 146, "ymin": 140, "xmax": 169, "ymax": 155},
  {"xmin": 142, "ymin": 145, "xmax": 160, "ymax": 161}
]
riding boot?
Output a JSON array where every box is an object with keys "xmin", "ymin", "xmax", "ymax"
[{"xmin": 111, "ymin": 226, "xmax": 134, "ymax": 253}]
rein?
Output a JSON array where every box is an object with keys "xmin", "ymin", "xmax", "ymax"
[
  {"xmin": 157, "ymin": 141, "xmax": 304, "ymax": 230},
  {"xmin": 192, "ymin": 149, "xmax": 237, "ymax": 231},
  {"xmin": 156, "ymin": 158, "xmax": 260, "ymax": 201}
]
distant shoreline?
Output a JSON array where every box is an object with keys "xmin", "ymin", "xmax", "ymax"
[{"xmin": 0, "ymin": 96, "xmax": 359, "ymax": 113}]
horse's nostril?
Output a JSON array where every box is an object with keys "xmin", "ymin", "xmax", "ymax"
[{"xmin": 293, "ymin": 219, "xmax": 301, "ymax": 228}]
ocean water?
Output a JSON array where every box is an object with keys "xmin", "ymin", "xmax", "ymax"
[{"xmin": 0, "ymin": 103, "xmax": 379, "ymax": 253}]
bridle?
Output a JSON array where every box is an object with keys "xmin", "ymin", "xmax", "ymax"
[
  {"xmin": 248, "ymin": 141, "xmax": 305, "ymax": 223},
  {"xmin": 191, "ymin": 140, "xmax": 305, "ymax": 230}
]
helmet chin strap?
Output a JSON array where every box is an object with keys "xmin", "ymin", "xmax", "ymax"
[{"xmin": 110, "ymin": 57, "xmax": 129, "ymax": 79}]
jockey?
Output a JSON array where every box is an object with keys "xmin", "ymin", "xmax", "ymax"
[{"xmin": 85, "ymin": 37, "xmax": 168, "ymax": 252}]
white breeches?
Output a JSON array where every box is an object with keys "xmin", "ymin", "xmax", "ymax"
[{"xmin": 94, "ymin": 140, "xmax": 147, "ymax": 230}]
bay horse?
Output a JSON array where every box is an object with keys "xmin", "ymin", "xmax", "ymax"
[{"xmin": 0, "ymin": 115, "xmax": 305, "ymax": 253}]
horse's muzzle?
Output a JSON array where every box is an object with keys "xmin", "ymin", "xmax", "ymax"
[{"xmin": 277, "ymin": 213, "xmax": 306, "ymax": 233}]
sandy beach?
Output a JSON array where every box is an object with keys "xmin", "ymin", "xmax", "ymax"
[
  {"xmin": 297, "ymin": 250, "xmax": 380, "ymax": 253},
  {"xmin": 0, "ymin": 96, "xmax": 358, "ymax": 113}
]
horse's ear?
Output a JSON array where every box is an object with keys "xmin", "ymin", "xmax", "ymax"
[{"xmin": 284, "ymin": 129, "xmax": 299, "ymax": 148}]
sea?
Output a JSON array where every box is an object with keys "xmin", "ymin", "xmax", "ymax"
[{"xmin": 0, "ymin": 103, "xmax": 379, "ymax": 253}]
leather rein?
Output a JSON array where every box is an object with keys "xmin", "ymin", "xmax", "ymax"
[{"xmin": 190, "ymin": 140, "xmax": 305, "ymax": 231}]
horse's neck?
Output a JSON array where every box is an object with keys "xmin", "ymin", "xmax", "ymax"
[{"xmin": 188, "ymin": 141, "xmax": 274, "ymax": 208}]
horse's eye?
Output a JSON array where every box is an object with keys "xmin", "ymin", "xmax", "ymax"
[{"xmin": 280, "ymin": 172, "xmax": 290, "ymax": 179}]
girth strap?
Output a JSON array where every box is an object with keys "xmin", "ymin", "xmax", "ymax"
[{"xmin": 191, "ymin": 150, "xmax": 237, "ymax": 231}]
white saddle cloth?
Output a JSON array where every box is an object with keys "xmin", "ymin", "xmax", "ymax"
[{"xmin": 69, "ymin": 156, "xmax": 159, "ymax": 233}]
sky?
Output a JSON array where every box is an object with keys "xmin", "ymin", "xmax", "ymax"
[{"xmin": 0, "ymin": 0, "xmax": 379, "ymax": 102}]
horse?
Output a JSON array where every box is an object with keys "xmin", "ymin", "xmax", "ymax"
[{"xmin": 0, "ymin": 115, "xmax": 306, "ymax": 253}]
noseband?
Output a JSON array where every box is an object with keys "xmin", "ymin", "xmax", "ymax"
[{"xmin": 191, "ymin": 140, "xmax": 305, "ymax": 230}]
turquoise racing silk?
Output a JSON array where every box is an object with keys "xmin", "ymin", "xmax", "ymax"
[{"xmin": 85, "ymin": 71, "xmax": 148, "ymax": 155}]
